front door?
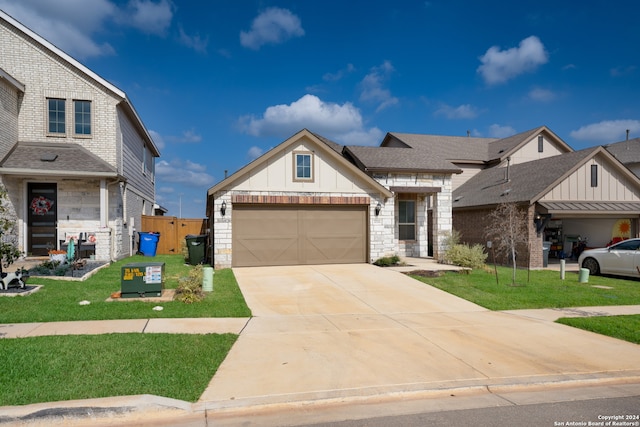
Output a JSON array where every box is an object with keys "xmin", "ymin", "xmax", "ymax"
[{"xmin": 27, "ymin": 183, "xmax": 57, "ymax": 256}]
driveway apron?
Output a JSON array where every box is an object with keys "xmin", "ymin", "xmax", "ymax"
[{"xmin": 199, "ymin": 264, "xmax": 640, "ymax": 410}]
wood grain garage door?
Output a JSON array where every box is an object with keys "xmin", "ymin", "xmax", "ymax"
[{"xmin": 232, "ymin": 205, "xmax": 367, "ymax": 267}]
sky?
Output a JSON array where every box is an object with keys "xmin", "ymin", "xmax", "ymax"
[{"xmin": 1, "ymin": 0, "xmax": 639, "ymax": 218}]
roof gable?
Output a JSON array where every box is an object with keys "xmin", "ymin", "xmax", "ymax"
[
  {"xmin": 453, "ymin": 146, "xmax": 640, "ymax": 209},
  {"xmin": 207, "ymin": 129, "xmax": 393, "ymax": 198},
  {"xmin": 0, "ymin": 10, "xmax": 159, "ymax": 157}
]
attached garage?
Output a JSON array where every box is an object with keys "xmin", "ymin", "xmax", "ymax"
[{"xmin": 232, "ymin": 205, "xmax": 368, "ymax": 267}]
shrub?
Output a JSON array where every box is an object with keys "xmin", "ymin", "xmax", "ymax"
[
  {"xmin": 444, "ymin": 243, "xmax": 487, "ymax": 269},
  {"xmin": 373, "ymin": 255, "xmax": 400, "ymax": 267},
  {"xmin": 174, "ymin": 264, "xmax": 205, "ymax": 304}
]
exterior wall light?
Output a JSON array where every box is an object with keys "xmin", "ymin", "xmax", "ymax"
[
  {"xmin": 375, "ymin": 202, "xmax": 382, "ymax": 216},
  {"xmin": 220, "ymin": 201, "xmax": 227, "ymax": 216}
]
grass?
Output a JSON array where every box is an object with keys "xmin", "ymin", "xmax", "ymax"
[
  {"xmin": 0, "ymin": 333, "xmax": 237, "ymax": 406},
  {"xmin": 410, "ymin": 266, "xmax": 640, "ymax": 311},
  {"xmin": 557, "ymin": 315, "xmax": 640, "ymax": 344},
  {"xmin": 0, "ymin": 255, "xmax": 251, "ymax": 323},
  {"xmin": 412, "ymin": 265, "xmax": 640, "ymax": 344}
]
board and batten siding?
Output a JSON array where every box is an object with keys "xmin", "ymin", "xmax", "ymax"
[
  {"xmin": 497, "ymin": 134, "xmax": 568, "ymax": 167},
  {"xmin": 540, "ymin": 155, "xmax": 640, "ymax": 202},
  {"xmin": 231, "ymin": 139, "xmax": 376, "ymax": 195}
]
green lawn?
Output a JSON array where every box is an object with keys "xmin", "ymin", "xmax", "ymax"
[
  {"xmin": 411, "ymin": 266, "xmax": 640, "ymax": 311},
  {"xmin": 0, "ymin": 255, "xmax": 251, "ymax": 323},
  {"xmin": 411, "ymin": 265, "xmax": 640, "ymax": 345},
  {"xmin": 0, "ymin": 333, "xmax": 237, "ymax": 406},
  {"xmin": 556, "ymin": 315, "xmax": 640, "ymax": 344}
]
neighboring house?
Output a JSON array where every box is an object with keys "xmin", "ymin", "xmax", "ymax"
[
  {"xmin": 0, "ymin": 11, "xmax": 160, "ymax": 260},
  {"xmin": 207, "ymin": 125, "xmax": 640, "ymax": 269},
  {"xmin": 206, "ymin": 129, "xmax": 458, "ymax": 268},
  {"xmin": 605, "ymin": 137, "xmax": 640, "ymax": 177}
]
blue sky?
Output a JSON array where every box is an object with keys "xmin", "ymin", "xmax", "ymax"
[{"xmin": 1, "ymin": 0, "xmax": 639, "ymax": 218}]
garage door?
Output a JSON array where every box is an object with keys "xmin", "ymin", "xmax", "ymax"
[{"xmin": 232, "ymin": 205, "xmax": 368, "ymax": 267}]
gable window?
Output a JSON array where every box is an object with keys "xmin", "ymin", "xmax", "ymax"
[
  {"xmin": 399, "ymin": 200, "xmax": 416, "ymax": 240},
  {"xmin": 591, "ymin": 164, "xmax": 598, "ymax": 187},
  {"xmin": 47, "ymin": 98, "xmax": 66, "ymax": 134},
  {"xmin": 74, "ymin": 100, "xmax": 91, "ymax": 135},
  {"xmin": 293, "ymin": 152, "xmax": 314, "ymax": 182},
  {"xmin": 538, "ymin": 135, "xmax": 543, "ymax": 153}
]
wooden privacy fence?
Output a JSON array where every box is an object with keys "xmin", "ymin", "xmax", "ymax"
[{"xmin": 141, "ymin": 215, "xmax": 207, "ymax": 255}]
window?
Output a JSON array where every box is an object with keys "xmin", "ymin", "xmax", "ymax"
[
  {"xmin": 399, "ymin": 200, "xmax": 416, "ymax": 240},
  {"xmin": 142, "ymin": 144, "xmax": 147, "ymax": 174},
  {"xmin": 538, "ymin": 135, "xmax": 543, "ymax": 153},
  {"xmin": 48, "ymin": 98, "xmax": 66, "ymax": 134},
  {"xmin": 74, "ymin": 100, "xmax": 91, "ymax": 135},
  {"xmin": 293, "ymin": 152, "xmax": 313, "ymax": 181},
  {"xmin": 591, "ymin": 164, "xmax": 598, "ymax": 187}
]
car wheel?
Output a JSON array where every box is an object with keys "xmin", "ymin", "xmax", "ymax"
[{"xmin": 582, "ymin": 257, "xmax": 600, "ymax": 275}]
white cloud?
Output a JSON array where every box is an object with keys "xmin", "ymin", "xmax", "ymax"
[
  {"xmin": 148, "ymin": 130, "xmax": 165, "ymax": 150},
  {"xmin": 0, "ymin": 0, "xmax": 116, "ymax": 58},
  {"xmin": 323, "ymin": 64, "xmax": 356, "ymax": 82},
  {"xmin": 166, "ymin": 129, "xmax": 202, "ymax": 143},
  {"xmin": 239, "ymin": 94, "xmax": 363, "ymax": 137},
  {"xmin": 359, "ymin": 61, "xmax": 399, "ymax": 112},
  {"xmin": 178, "ymin": 26, "xmax": 208, "ymax": 53},
  {"xmin": 0, "ymin": 0, "xmax": 174, "ymax": 58},
  {"xmin": 123, "ymin": 0, "xmax": 173, "ymax": 36},
  {"xmin": 158, "ymin": 186, "xmax": 175, "ymax": 193},
  {"xmin": 238, "ymin": 94, "xmax": 382, "ymax": 146},
  {"xmin": 570, "ymin": 120, "xmax": 640, "ymax": 143},
  {"xmin": 247, "ymin": 146, "xmax": 264, "ymax": 160},
  {"xmin": 528, "ymin": 87, "xmax": 556, "ymax": 102},
  {"xmin": 156, "ymin": 158, "xmax": 215, "ymax": 186},
  {"xmin": 477, "ymin": 36, "xmax": 548, "ymax": 85},
  {"xmin": 434, "ymin": 103, "xmax": 479, "ymax": 119},
  {"xmin": 610, "ymin": 66, "xmax": 637, "ymax": 77},
  {"xmin": 240, "ymin": 7, "xmax": 304, "ymax": 50},
  {"xmin": 338, "ymin": 128, "xmax": 384, "ymax": 146},
  {"xmin": 488, "ymin": 124, "xmax": 517, "ymax": 138}
]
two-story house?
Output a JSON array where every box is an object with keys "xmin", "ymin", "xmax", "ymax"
[{"xmin": 0, "ymin": 10, "xmax": 160, "ymax": 261}]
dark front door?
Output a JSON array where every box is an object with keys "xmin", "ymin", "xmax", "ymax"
[{"xmin": 28, "ymin": 183, "xmax": 57, "ymax": 256}]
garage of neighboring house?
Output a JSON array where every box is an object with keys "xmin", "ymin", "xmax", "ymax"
[{"xmin": 231, "ymin": 203, "xmax": 368, "ymax": 267}]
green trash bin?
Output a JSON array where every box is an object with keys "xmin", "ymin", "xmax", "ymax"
[{"xmin": 185, "ymin": 234, "xmax": 206, "ymax": 265}]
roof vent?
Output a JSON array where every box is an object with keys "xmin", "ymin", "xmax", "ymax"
[
  {"xmin": 454, "ymin": 196, "xmax": 463, "ymax": 202},
  {"xmin": 501, "ymin": 188, "xmax": 511, "ymax": 196},
  {"xmin": 40, "ymin": 154, "xmax": 58, "ymax": 162}
]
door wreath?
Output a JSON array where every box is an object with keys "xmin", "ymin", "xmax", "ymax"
[{"xmin": 30, "ymin": 196, "xmax": 54, "ymax": 215}]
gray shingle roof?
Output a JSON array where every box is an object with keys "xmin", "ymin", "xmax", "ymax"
[
  {"xmin": 387, "ymin": 132, "xmax": 495, "ymax": 161},
  {"xmin": 452, "ymin": 147, "xmax": 599, "ymax": 208},
  {"xmin": 604, "ymin": 138, "xmax": 640, "ymax": 164},
  {"xmin": 344, "ymin": 145, "xmax": 462, "ymax": 173},
  {"xmin": 0, "ymin": 141, "xmax": 117, "ymax": 176},
  {"xmin": 309, "ymin": 131, "xmax": 343, "ymax": 153}
]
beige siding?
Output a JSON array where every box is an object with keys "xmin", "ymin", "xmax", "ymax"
[
  {"xmin": 541, "ymin": 155, "xmax": 640, "ymax": 202},
  {"xmin": 500, "ymin": 134, "xmax": 567, "ymax": 166},
  {"xmin": 119, "ymin": 108, "xmax": 154, "ymax": 200},
  {"xmin": 232, "ymin": 136, "xmax": 375, "ymax": 195},
  {"xmin": 452, "ymin": 164, "xmax": 484, "ymax": 190}
]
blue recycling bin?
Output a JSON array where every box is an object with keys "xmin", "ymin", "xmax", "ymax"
[{"xmin": 138, "ymin": 232, "xmax": 160, "ymax": 257}]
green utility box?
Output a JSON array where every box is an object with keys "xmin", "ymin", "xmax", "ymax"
[{"xmin": 121, "ymin": 262, "xmax": 165, "ymax": 298}]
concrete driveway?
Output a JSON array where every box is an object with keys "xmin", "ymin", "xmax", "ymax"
[{"xmin": 199, "ymin": 264, "xmax": 640, "ymax": 411}]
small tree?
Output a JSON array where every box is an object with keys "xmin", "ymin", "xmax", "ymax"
[
  {"xmin": 0, "ymin": 186, "xmax": 21, "ymax": 275},
  {"xmin": 485, "ymin": 202, "xmax": 529, "ymax": 285}
]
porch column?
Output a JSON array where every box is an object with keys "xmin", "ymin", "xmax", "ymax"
[{"xmin": 100, "ymin": 179, "xmax": 108, "ymax": 228}]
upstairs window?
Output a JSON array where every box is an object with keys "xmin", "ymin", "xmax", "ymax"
[
  {"xmin": 591, "ymin": 164, "xmax": 598, "ymax": 187},
  {"xmin": 538, "ymin": 135, "xmax": 543, "ymax": 153},
  {"xmin": 74, "ymin": 100, "xmax": 91, "ymax": 135},
  {"xmin": 399, "ymin": 200, "xmax": 416, "ymax": 240},
  {"xmin": 293, "ymin": 152, "xmax": 314, "ymax": 182},
  {"xmin": 48, "ymin": 98, "xmax": 66, "ymax": 134}
]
